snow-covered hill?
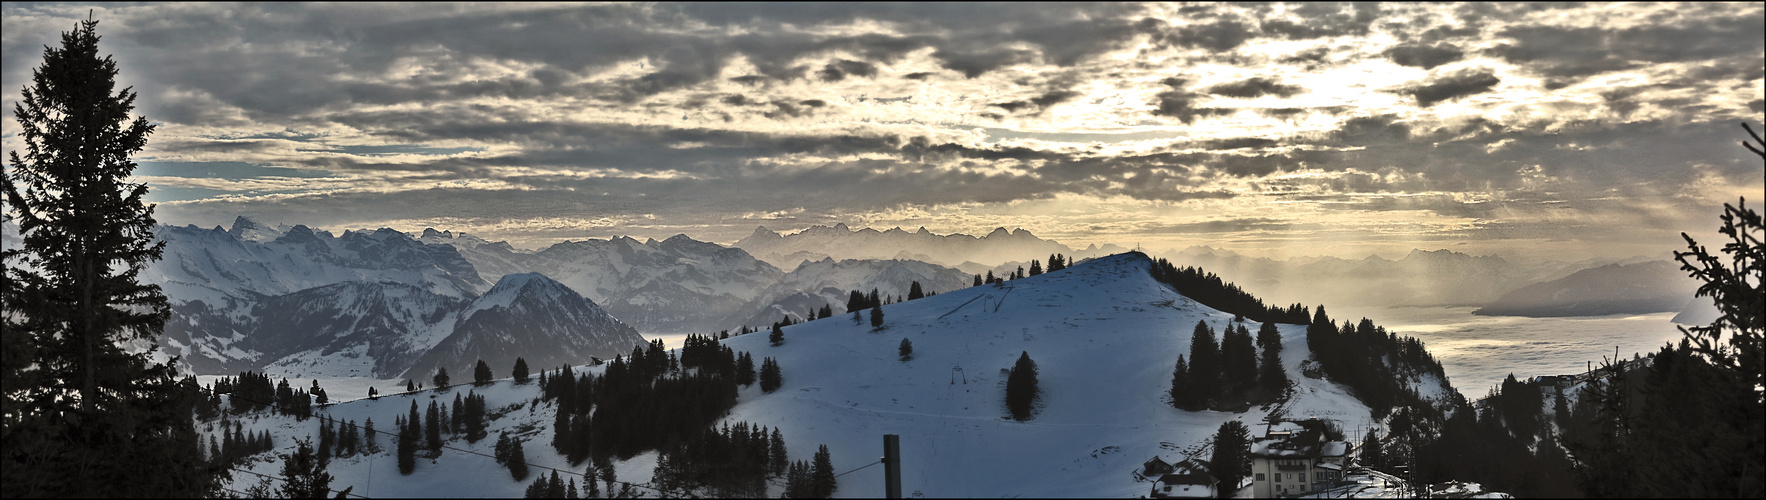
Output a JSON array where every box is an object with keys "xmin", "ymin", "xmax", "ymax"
[
  {"xmin": 218, "ymin": 252, "xmax": 1442, "ymax": 498},
  {"xmin": 720, "ymin": 257, "xmax": 974, "ymax": 329}
]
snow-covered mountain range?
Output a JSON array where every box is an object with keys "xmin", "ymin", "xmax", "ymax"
[
  {"xmin": 421, "ymin": 230, "xmax": 785, "ymax": 333},
  {"xmin": 145, "ymin": 217, "xmax": 644, "ymax": 379},
  {"xmin": 214, "ymin": 251, "xmax": 1456, "ymax": 498}
]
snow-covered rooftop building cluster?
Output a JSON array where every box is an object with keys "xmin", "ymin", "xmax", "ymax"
[{"xmin": 1249, "ymin": 418, "xmax": 1353, "ymax": 497}]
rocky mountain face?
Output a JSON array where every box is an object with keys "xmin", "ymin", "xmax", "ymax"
[
  {"xmin": 720, "ymin": 257, "xmax": 975, "ymax": 329},
  {"xmin": 733, "ymin": 223, "xmax": 1128, "ymax": 269},
  {"xmin": 402, "ymin": 273, "xmax": 646, "ymax": 382}
]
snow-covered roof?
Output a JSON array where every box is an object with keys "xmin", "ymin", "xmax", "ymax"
[
  {"xmin": 1317, "ymin": 461, "xmax": 1343, "ymax": 471},
  {"xmin": 1265, "ymin": 421, "xmax": 1306, "ymax": 434},
  {"xmin": 1156, "ymin": 472, "xmax": 1213, "ymax": 486}
]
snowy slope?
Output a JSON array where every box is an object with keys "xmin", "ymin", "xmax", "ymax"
[{"xmin": 218, "ymin": 252, "xmax": 1406, "ymax": 498}]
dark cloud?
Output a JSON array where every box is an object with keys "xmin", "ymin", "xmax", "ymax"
[
  {"xmin": 1145, "ymin": 17, "xmax": 1257, "ymax": 51},
  {"xmin": 1206, "ymin": 77, "xmax": 1304, "ymax": 98},
  {"xmin": 816, "ymin": 59, "xmax": 879, "ymax": 82},
  {"xmin": 1397, "ymin": 68, "xmax": 1500, "ymax": 107},
  {"xmin": 902, "ymin": 72, "xmax": 934, "ymax": 80},
  {"xmin": 720, "ymin": 94, "xmax": 760, "ymax": 106},
  {"xmin": 1258, "ymin": 3, "xmax": 1382, "ymax": 40},
  {"xmin": 1151, "ymin": 78, "xmax": 1233, "ymax": 124},
  {"xmin": 991, "ymin": 101, "xmax": 1033, "ymax": 113},
  {"xmin": 1383, "ymin": 43, "xmax": 1464, "ymax": 69},
  {"xmin": 1490, "ymin": 13, "xmax": 1764, "ymax": 84},
  {"xmin": 1200, "ymin": 138, "xmax": 1279, "ymax": 150},
  {"xmin": 933, "ymin": 48, "xmax": 1038, "ymax": 78}
]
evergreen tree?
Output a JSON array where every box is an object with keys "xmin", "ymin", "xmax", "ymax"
[
  {"xmin": 847, "ymin": 290, "xmax": 867, "ymax": 312},
  {"xmin": 1566, "ymin": 123, "xmax": 1765, "ymax": 498},
  {"xmin": 0, "ymin": 15, "xmax": 218, "ymax": 497},
  {"xmin": 434, "ymin": 367, "xmax": 450, "ymax": 390},
  {"xmin": 406, "ymin": 379, "xmax": 416, "ymax": 392},
  {"xmin": 514, "ymin": 357, "xmax": 531, "ymax": 384},
  {"xmin": 770, "ymin": 324, "xmax": 784, "ymax": 346},
  {"xmin": 368, "ymin": 386, "xmax": 379, "ymax": 399},
  {"xmin": 1029, "ymin": 259, "xmax": 1042, "ymax": 276},
  {"xmin": 769, "ymin": 428, "xmax": 788, "ymax": 476},
  {"xmin": 871, "ymin": 303, "xmax": 885, "ymax": 329},
  {"xmin": 508, "ymin": 437, "xmax": 530, "ymax": 481},
  {"xmin": 397, "ymin": 413, "xmax": 417, "ymax": 474},
  {"xmin": 278, "ymin": 438, "xmax": 335, "ymax": 499},
  {"xmin": 426, "ymin": 400, "xmax": 443, "ymax": 453},
  {"xmin": 867, "ymin": 289, "xmax": 881, "ymax": 309},
  {"xmin": 818, "ymin": 304, "xmax": 833, "ymax": 319},
  {"xmin": 1221, "ymin": 323, "xmax": 1258, "ymax": 397},
  {"xmin": 1170, "ymin": 355, "xmax": 1204, "ymax": 411},
  {"xmin": 476, "ymin": 360, "xmax": 494, "ymax": 385},
  {"xmin": 1208, "ymin": 420, "xmax": 1251, "ymax": 498},
  {"xmin": 1188, "ymin": 321, "xmax": 1221, "ymax": 405},
  {"xmin": 760, "ymin": 357, "xmax": 783, "ymax": 393},
  {"xmin": 1257, "ymin": 321, "xmax": 1288, "ymax": 396},
  {"xmin": 810, "ymin": 444, "xmax": 837, "ymax": 497},
  {"xmin": 784, "ymin": 460, "xmax": 810, "ymax": 498},
  {"xmin": 899, "ymin": 338, "xmax": 914, "ymax": 361},
  {"xmin": 852, "ymin": 310, "xmax": 863, "ymax": 324},
  {"xmin": 736, "ymin": 352, "xmax": 756, "ymax": 386},
  {"xmin": 908, "ymin": 281, "xmax": 925, "ymax": 300},
  {"xmin": 974, "ymin": 274, "xmax": 984, "ymax": 287},
  {"xmin": 1006, "ymin": 351, "xmax": 1039, "ymax": 420},
  {"xmin": 1360, "ymin": 429, "xmax": 1384, "ymax": 469}
]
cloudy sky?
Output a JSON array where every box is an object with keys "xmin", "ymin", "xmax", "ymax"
[{"xmin": 3, "ymin": 2, "xmax": 1761, "ymax": 262}]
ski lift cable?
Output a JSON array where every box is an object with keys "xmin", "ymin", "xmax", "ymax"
[{"xmin": 225, "ymin": 463, "xmax": 371, "ymax": 499}]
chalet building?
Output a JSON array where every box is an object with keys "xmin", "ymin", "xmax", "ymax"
[
  {"xmin": 1149, "ymin": 461, "xmax": 1215, "ymax": 498},
  {"xmin": 1143, "ymin": 456, "xmax": 1175, "ymax": 477},
  {"xmin": 1249, "ymin": 418, "xmax": 1352, "ymax": 497}
]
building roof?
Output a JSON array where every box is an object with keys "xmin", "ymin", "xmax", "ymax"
[
  {"xmin": 1157, "ymin": 472, "xmax": 1214, "ymax": 486},
  {"xmin": 1321, "ymin": 441, "xmax": 1349, "ymax": 457},
  {"xmin": 1251, "ymin": 418, "xmax": 1338, "ymax": 458},
  {"xmin": 1317, "ymin": 461, "xmax": 1343, "ymax": 471},
  {"xmin": 1146, "ymin": 456, "xmax": 1171, "ymax": 467}
]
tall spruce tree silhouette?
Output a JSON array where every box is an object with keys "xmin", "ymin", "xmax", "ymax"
[{"xmin": 2, "ymin": 15, "xmax": 217, "ymax": 497}]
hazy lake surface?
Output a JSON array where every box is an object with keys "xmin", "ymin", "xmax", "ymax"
[{"xmin": 1325, "ymin": 305, "xmax": 1689, "ymax": 397}]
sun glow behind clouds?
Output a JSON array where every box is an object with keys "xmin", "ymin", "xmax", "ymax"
[{"xmin": 1, "ymin": 2, "xmax": 1759, "ymax": 261}]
